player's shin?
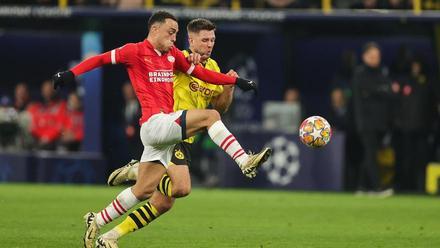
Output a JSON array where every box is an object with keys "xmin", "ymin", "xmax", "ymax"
[
  {"xmin": 207, "ymin": 120, "xmax": 249, "ymax": 167},
  {"xmin": 103, "ymin": 202, "xmax": 159, "ymax": 240},
  {"xmin": 95, "ymin": 187, "xmax": 140, "ymax": 227}
]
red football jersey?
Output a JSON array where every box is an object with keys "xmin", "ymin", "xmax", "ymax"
[
  {"xmin": 71, "ymin": 40, "xmax": 236, "ymax": 124},
  {"xmin": 62, "ymin": 110, "xmax": 84, "ymax": 142},
  {"xmin": 28, "ymin": 100, "xmax": 67, "ymax": 143}
]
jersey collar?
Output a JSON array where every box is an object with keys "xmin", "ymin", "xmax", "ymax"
[{"xmin": 144, "ymin": 39, "xmax": 163, "ymax": 56}]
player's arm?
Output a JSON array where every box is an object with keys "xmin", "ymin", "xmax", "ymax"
[
  {"xmin": 52, "ymin": 44, "xmax": 136, "ymax": 89},
  {"xmin": 172, "ymin": 47, "xmax": 256, "ymax": 92},
  {"xmin": 210, "ymin": 70, "xmax": 237, "ymax": 113}
]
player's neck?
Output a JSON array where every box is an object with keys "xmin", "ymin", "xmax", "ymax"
[{"xmin": 146, "ymin": 37, "xmax": 163, "ymax": 54}]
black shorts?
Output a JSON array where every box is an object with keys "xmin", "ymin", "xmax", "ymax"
[{"xmin": 170, "ymin": 142, "xmax": 192, "ymax": 166}]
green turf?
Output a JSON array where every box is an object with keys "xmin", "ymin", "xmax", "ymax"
[{"xmin": 0, "ymin": 184, "xmax": 439, "ymax": 247}]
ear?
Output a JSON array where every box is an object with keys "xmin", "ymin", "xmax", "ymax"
[
  {"xmin": 187, "ymin": 34, "xmax": 194, "ymax": 44},
  {"xmin": 150, "ymin": 23, "xmax": 160, "ymax": 32}
]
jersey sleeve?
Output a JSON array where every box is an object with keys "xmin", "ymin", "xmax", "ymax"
[
  {"xmin": 112, "ymin": 43, "xmax": 137, "ymax": 65},
  {"xmin": 171, "ymin": 47, "xmax": 236, "ymax": 85},
  {"xmin": 70, "ymin": 43, "xmax": 137, "ymax": 76}
]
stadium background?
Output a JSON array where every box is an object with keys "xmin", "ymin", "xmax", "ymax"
[{"xmin": 1, "ymin": 0, "xmax": 440, "ymax": 191}]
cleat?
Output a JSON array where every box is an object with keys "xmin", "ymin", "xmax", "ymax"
[
  {"xmin": 240, "ymin": 147, "xmax": 272, "ymax": 178},
  {"xmin": 95, "ymin": 236, "xmax": 118, "ymax": 248},
  {"xmin": 84, "ymin": 212, "xmax": 100, "ymax": 248},
  {"xmin": 107, "ymin": 159, "xmax": 139, "ymax": 186}
]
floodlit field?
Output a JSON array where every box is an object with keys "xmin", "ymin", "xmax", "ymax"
[{"xmin": 1, "ymin": 184, "xmax": 439, "ymax": 247}]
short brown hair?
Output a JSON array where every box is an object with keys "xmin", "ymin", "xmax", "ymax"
[
  {"xmin": 362, "ymin": 41, "xmax": 381, "ymax": 54},
  {"xmin": 148, "ymin": 11, "xmax": 177, "ymax": 31},
  {"xmin": 187, "ymin": 18, "xmax": 216, "ymax": 33}
]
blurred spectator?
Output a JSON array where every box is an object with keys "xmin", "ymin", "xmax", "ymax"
[
  {"xmin": 14, "ymin": 83, "xmax": 30, "ymax": 112},
  {"xmin": 0, "ymin": 82, "xmax": 34, "ymax": 151},
  {"xmin": 154, "ymin": 0, "xmax": 229, "ymax": 7},
  {"xmin": 59, "ymin": 92, "xmax": 84, "ymax": 152},
  {"xmin": 330, "ymin": 50, "xmax": 363, "ymax": 191},
  {"xmin": 284, "ymin": 87, "xmax": 300, "ymax": 102},
  {"xmin": 122, "ymin": 82, "xmax": 143, "ymax": 159},
  {"xmin": 352, "ymin": 42, "xmax": 393, "ymax": 192},
  {"xmin": 391, "ymin": 58, "xmax": 439, "ymax": 191},
  {"xmin": 385, "ymin": 0, "xmax": 409, "ymax": 9},
  {"xmin": 14, "ymin": 83, "xmax": 33, "ymax": 149},
  {"xmin": 263, "ymin": 0, "xmax": 308, "ymax": 8},
  {"xmin": 0, "ymin": 96, "xmax": 20, "ymax": 150},
  {"xmin": 28, "ymin": 80, "xmax": 67, "ymax": 150},
  {"xmin": 350, "ymin": 0, "xmax": 379, "ymax": 9},
  {"xmin": 263, "ymin": 87, "xmax": 303, "ymax": 133},
  {"xmin": 328, "ymin": 88, "xmax": 348, "ymax": 131},
  {"xmin": 118, "ymin": 0, "xmax": 143, "ymax": 9}
]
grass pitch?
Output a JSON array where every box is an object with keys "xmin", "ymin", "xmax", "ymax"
[{"xmin": 0, "ymin": 184, "xmax": 439, "ymax": 247}]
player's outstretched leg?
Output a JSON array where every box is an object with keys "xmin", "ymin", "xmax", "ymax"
[
  {"xmin": 107, "ymin": 159, "xmax": 139, "ymax": 186},
  {"xmin": 96, "ymin": 192, "xmax": 174, "ymax": 247},
  {"xmin": 83, "ymin": 187, "xmax": 140, "ymax": 248},
  {"xmin": 186, "ymin": 109, "xmax": 272, "ymax": 178},
  {"xmin": 86, "ymin": 162, "xmax": 165, "ymax": 248},
  {"xmin": 207, "ymin": 120, "xmax": 272, "ymax": 177}
]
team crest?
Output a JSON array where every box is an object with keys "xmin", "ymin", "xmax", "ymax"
[
  {"xmin": 174, "ymin": 149, "xmax": 184, "ymax": 160},
  {"xmin": 167, "ymin": 55, "xmax": 175, "ymax": 63}
]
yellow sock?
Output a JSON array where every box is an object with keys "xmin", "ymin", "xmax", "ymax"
[
  {"xmin": 157, "ymin": 174, "xmax": 172, "ymax": 197},
  {"xmin": 114, "ymin": 202, "xmax": 159, "ymax": 237}
]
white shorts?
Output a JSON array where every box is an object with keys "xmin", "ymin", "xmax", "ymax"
[{"xmin": 139, "ymin": 110, "xmax": 187, "ymax": 167}]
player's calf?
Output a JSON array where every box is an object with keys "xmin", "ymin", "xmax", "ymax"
[
  {"xmin": 166, "ymin": 165, "xmax": 191, "ymax": 198},
  {"xmin": 132, "ymin": 162, "xmax": 167, "ymax": 200}
]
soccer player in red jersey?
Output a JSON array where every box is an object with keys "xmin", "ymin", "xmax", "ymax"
[{"xmin": 53, "ymin": 11, "xmax": 271, "ymax": 248}]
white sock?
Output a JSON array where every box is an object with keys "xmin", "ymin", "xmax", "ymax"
[
  {"xmin": 95, "ymin": 187, "xmax": 140, "ymax": 227},
  {"xmin": 208, "ymin": 120, "xmax": 248, "ymax": 167}
]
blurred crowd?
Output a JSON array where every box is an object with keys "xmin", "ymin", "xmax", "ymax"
[
  {"xmin": 0, "ymin": 81, "xmax": 84, "ymax": 152},
  {"xmin": 328, "ymin": 42, "xmax": 439, "ymax": 193},
  {"xmin": 4, "ymin": 0, "xmax": 440, "ymax": 10},
  {"xmin": 264, "ymin": 42, "xmax": 440, "ymax": 193}
]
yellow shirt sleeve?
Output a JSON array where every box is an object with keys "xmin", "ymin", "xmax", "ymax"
[{"xmin": 173, "ymin": 51, "xmax": 223, "ymax": 143}]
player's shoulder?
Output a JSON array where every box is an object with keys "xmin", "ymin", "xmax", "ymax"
[
  {"xmin": 117, "ymin": 42, "xmax": 139, "ymax": 54},
  {"xmin": 169, "ymin": 45, "xmax": 181, "ymax": 55},
  {"xmin": 118, "ymin": 42, "xmax": 138, "ymax": 50},
  {"xmin": 182, "ymin": 50, "xmax": 190, "ymax": 57},
  {"xmin": 206, "ymin": 57, "xmax": 220, "ymax": 72}
]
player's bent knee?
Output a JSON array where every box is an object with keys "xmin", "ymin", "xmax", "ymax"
[
  {"xmin": 173, "ymin": 184, "xmax": 191, "ymax": 198},
  {"xmin": 155, "ymin": 199, "xmax": 174, "ymax": 213},
  {"xmin": 206, "ymin": 109, "xmax": 221, "ymax": 124},
  {"xmin": 132, "ymin": 184, "xmax": 156, "ymax": 200}
]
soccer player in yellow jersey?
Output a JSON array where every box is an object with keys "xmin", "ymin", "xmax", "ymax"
[{"xmin": 96, "ymin": 18, "xmax": 268, "ymax": 247}]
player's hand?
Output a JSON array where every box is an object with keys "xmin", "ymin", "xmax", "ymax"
[
  {"xmin": 235, "ymin": 78, "xmax": 257, "ymax": 93},
  {"xmin": 226, "ymin": 69, "xmax": 238, "ymax": 78},
  {"xmin": 52, "ymin": 70, "xmax": 74, "ymax": 90},
  {"xmin": 187, "ymin": 52, "xmax": 201, "ymax": 65}
]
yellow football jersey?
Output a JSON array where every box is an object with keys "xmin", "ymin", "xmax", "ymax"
[{"xmin": 174, "ymin": 50, "xmax": 224, "ymax": 143}]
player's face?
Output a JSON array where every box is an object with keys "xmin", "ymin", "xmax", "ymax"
[
  {"xmin": 189, "ymin": 30, "xmax": 215, "ymax": 62},
  {"xmin": 362, "ymin": 47, "xmax": 381, "ymax": 68},
  {"xmin": 156, "ymin": 19, "xmax": 178, "ymax": 53}
]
